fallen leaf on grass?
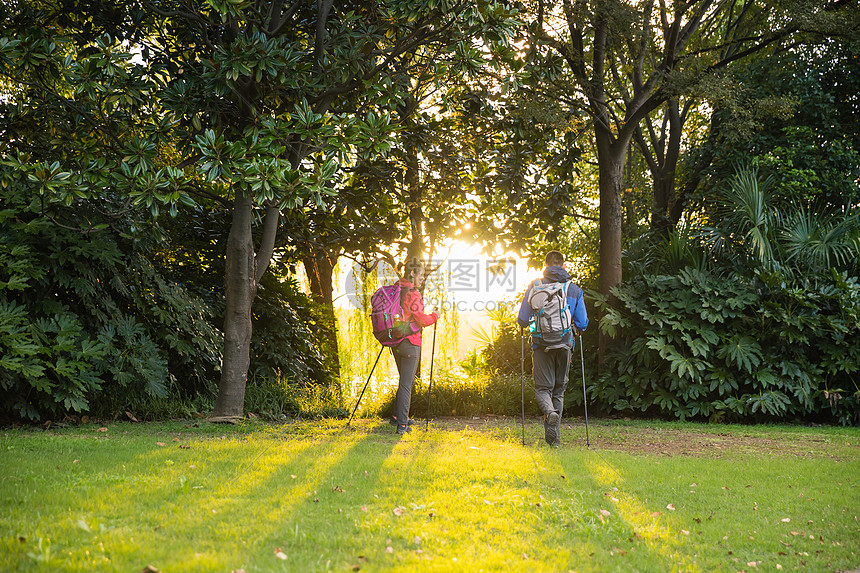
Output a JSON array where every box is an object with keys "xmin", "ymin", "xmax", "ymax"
[
  {"xmin": 155, "ymin": 442, "xmax": 166, "ymax": 447},
  {"xmin": 96, "ymin": 427, "xmax": 108, "ymax": 432},
  {"xmin": 667, "ymin": 504, "xmax": 675, "ymax": 511},
  {"xmin": 681, "ymin": 529, "xmax": 690, "ymax": 535},
  {"xmin": 332, "ymin": 486, "xmax": 344, "ymax": 493},
  {"xmin": 385, "ymin": 546, "xmax": 393, "ymax": 554},
  {"xmin": 651, "ymin": 512, "xmax": 662, "ymax": 517},
  {"xmin": 600, "ymin": 509, "xmax": 611, "ymax": 517},
  {"xmin": 141, "ymin": 566, "xmax": 160, "ymax": 573},
  {"xmin": 360, "ymin": 506, "xmax": 367, "ymax": 512},
  {"xmin": 781, "ymin": 518, "xmax": 791, "ymax": 523},
  {"xmin": 125, "ymin": 411, "xmax": 139, "ymax": 422},
  {"xmin": 393, "ymin": 507, "xmax": 403, "ymax": 516},
  {"xmin": 273, "ymin": 548, "xmax": 287, "ymax": 560}
]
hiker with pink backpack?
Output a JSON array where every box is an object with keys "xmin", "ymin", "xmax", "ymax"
[{"xmin": 370, "ymin": 258, "xmax": 438, "ymax": 435}]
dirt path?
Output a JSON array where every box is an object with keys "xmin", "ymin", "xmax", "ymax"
[{"xmin": 425, "ymin": 415, "xmax": 858, "ymax": 459}]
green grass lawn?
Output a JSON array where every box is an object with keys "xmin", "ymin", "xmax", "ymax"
[{"xmin": 1, "ymin": 418, "xmax": 858, "ymax": 572}]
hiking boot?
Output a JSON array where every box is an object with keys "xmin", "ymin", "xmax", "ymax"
[
  {"xmin": 389, "ymin": 416, "xmax": 415, "ymax": 427},
  {"xmin": 395, "ymin": 424, "xmax": 412, "ymax": 435},
  {"xmin": 545, "ymin": 412, "xmax": 560, "ymax": 445}
]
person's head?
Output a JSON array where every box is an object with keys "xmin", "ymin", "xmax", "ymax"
[
  {"xmin": 402, "ymin": 257, "xmax": 425, "ymax": 287},
  {"xmin": 545, "ymin": 250, "xmax": 565, "ymax": 267}
]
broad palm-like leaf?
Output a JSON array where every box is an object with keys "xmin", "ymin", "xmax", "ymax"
[
  {"xmin": 722, "ymin": 167, "xmax": 778, "ymax": 267},
  {"xmin": 782, "ymin": 208, "xmax": 860, "ymax": 273},
  {"xmin": 659, "ymin": 221, "xmax": 709, "ymax": 274}
]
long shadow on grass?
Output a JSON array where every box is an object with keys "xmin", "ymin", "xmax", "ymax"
[
  {"xmin": 553, "ymin": 439, "xmax": 698, "ymax": 571},
  {"xmin": 159, "ymin": 420, "xmax": 395, "ymax": 571},
  {"xmin": 43, "ymin": 421, "xmax": 389, "ymax": 570},
  {"xmin": 243, "ymin": 419, "xmax": 400, "ymax": 571},
  {"xmin": 287, "ymin": 422, "xmax": 595, "ymax": 572}
]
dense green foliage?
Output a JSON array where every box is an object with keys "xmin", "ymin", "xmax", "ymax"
[
  {"xmin": 595, "ymin": 268, "xmax": 860, "ymax": 425},
  {"xmin": 0, "ymin": 178, "xmax": 222, "ymax": 421},
  {"xmin": 0, "ymin": 176, "xmax": 338, "ymax": 421},
  {"xmin": 2, "ymin": 0, "xmax": 857, "ymax": 426}
]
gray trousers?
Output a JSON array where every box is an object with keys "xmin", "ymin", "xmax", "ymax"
[
  {"xmin": 392, "ymin": 340, "xmax": 420, "ymax": 424},
  {"xmin": 533, "ymin": 346, "xmax": 571, "ymax": 419}
]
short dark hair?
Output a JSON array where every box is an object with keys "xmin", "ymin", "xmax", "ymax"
[
  {"xmin": 545, "ymin": 250, "xmax": 565, "ymax": 266},
  {"xmin": 401, "ymin": 257, "xmax": 424, "ymax": 281}
]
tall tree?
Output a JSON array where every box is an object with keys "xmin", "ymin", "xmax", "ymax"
[
  {"xmin": 525, "ymin": 0, "xmax": 857, "ymax": 360},
  {"xmin": 285, "ymin": 14, "xmax": 521, "ymax": 374},
  {"xmin": 2, "ymin": 0, "xmax": 521, "ymax": 420}
]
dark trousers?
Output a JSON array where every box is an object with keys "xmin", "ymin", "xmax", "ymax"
[
  {"xmin": 392, "ymin": 340, "xmax": 420, "ymax": 424},
  {"xmin": 532, "ymin": 346, "xmax": 571, "ymax": 419}
]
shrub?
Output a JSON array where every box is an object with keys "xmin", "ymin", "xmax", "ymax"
[
  {"xmin": 0, "ymin": 182, "xmax": 222, "ymax": 421},
  {"xmin": 594, "ymin": 268, "xmax": 860, "ymax": 425}
]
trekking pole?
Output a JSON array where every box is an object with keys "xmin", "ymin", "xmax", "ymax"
[
  {"xmin": 347, "ymin": 346, "xmax": 385, "ymax": 427},
  {"xmin": 579, "ymin": 333, "xmax": 590, "ymax": 447},
  {"xmin": 520, "ymin": 326, "xmax": 526, "ymax": 446},
  {"xmin": 426, "ymin": 320, "xmax": 438, "ymax": 431}
]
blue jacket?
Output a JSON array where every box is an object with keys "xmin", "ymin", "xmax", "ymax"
[{"xmin": 517, "ymin": 265, "xmax": 589, "ymax": 350}]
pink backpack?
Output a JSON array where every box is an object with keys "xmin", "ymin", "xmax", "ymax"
[{"xmin": 370, "ymin": 285, "xmax": 419, "ymax": 346}]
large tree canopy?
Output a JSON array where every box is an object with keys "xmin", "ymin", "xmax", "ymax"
[
  {"xmin": 1, "ymin": 0, "xmax": 520, "ymax": 419},
  {"xmin": 514, "ymin": 0, "xmax": 858, "ymax": 360}
]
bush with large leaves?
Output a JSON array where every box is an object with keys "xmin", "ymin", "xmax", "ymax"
[
  {"xmin": 597, "ymin": 168, "xmax": 860, "ymax": 425},
  {"xmin": 0, "ymin": 179, "xmax": 223, "ymax": 421},
  {"xmin": 596, "ymin": 268, "xmax": 859, "ymax": 425}
]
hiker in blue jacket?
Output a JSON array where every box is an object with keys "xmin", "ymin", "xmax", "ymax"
[{"xmin": 517, "ymin": 251, "xmax": 588, "ymax": 447}]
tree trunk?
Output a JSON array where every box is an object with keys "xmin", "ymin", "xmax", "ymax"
[
  {"xmin": 403, "ymin": 128, "xmax": 425, "ymax": 263},
  {"xmin": 303, "ymin": 247, "xmax": 341, "ymax": 386},
  {"xmin": 596, "ymin": 139, "xmax": 626, "ymax": 366},
  {"xmin": 648, "ymin": 100, "xmax": 683, "ymax": 233},
  {"xmin": 211, "ymin": 190, "xmax": 257, "ymax": 420}
]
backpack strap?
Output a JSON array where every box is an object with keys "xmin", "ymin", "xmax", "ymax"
[
  {"xmin": 399, "ymin": 286, "xmax": 418, "ymax": 325},
  {"xmin": 564, "ymin": 281, "xmax": 583, "ymax": 336}
]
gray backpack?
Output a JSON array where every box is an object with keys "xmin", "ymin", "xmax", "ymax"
[{"xmin": 528, "ymin": 279, "xmax": 574, "ymax": 350}]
